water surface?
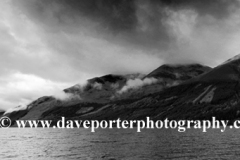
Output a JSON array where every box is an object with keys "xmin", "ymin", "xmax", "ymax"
[{"xmin": 0, "ymin": 128, "xmax": 239, "ymax": 160}]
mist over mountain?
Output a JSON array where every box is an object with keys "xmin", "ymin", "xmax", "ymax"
[{"xmin": 8, "ymin": 54, "xmax": 240, "ymax": 124}]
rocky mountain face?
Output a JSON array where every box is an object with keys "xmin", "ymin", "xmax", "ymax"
[
  {"xmin": 146, "ymin": 64, "xmax": 211, "ymax": 80},
  {"xmin": 8, "ymin": 58, "xmax": 240, "ymax": 126},
  {"xmin": 64, "ymin": 74, "xmax": 142, "ymax": 103},
  {"xmin": 63, "ymin": 64, "xmax": 211, "ymax": 103}
]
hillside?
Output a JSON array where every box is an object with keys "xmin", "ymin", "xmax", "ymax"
[
  {"xmin": 1, "ymin": 61, "xmax": 225, "ymax": 126},
  {"xmin": 63, "ymin": 64, "xmax": 211, "ymax": 103},
  {"xmin": 38, "ymin": 55, "xmax": 240, "ymax": 123},
  {"xmin": 146, "ymin": 64, "xmax": 211, "ymax": 80}
]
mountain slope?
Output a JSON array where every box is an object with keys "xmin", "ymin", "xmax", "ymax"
[
  {"xmin": 146, "ymin": 64, "xmax": 211, "ymax": 80},
  {"xmin": 2, "ymin": 63, "xmax": 214, "ymax": 125},
  {"xmin": 64, "ymin": 74, "xmax": 143, "ymax": 103},
  {"xmin": 191, "ymin": 57, "xmax": 240, "ymax": 83},
  {"xmin": 64, "ymin": 64, "xmax": 211, "ymax": 103}
]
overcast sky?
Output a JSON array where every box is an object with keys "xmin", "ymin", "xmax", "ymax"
[{"xmin": 1, "ymin": 0, "xmax": 240, "ymax": 111}]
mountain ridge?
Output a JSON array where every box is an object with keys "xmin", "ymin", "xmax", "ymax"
[{"xmin": 5, "ymin": 57, "xmax": 240, "ymax": 126}]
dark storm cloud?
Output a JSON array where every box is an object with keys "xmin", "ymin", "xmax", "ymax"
[
  {"xmin": 46, "ymin": 0, "xmax": 240, "ymax": 45},
  {"xmin": 13, "ymin": 0, "xmax": 137, "ymax": 33},
  {"xmin": 13, "ymin": 0, "xmax": 240, "ymax": 53},
  {"xmin": 56, "ymin": 0, "xmax": 240, "ymax": 54},
  {"xmin": 155, "ymin": 0, "xmax": 239, "ymax": 18},
  {"xmin": 59, "ymin": 0, "xmax": 137, "ymax": 31},
  {"xmin": 34, "ymin": 0, "xmax": 239, "ymax": 31}
]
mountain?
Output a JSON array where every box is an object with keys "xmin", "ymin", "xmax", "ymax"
[
  {"xmin": 115, "ymin": 64, "xmax": 211, "ymax": 100},
  {"xmin": 190, "ymin": 57, "xmax": 240, "ymax": 83},
  {"xmin": 146, "ymin": 64, "xmax": 211, "ymax": 79},
  {"xmin": 63, "ymin": 64, "xmax": 211, "ymax": 103},
  {"xmin": 63, "ymin": 74, "xmax": 143, "ymax": 103},
  {"xmin": 8, "ymin": 53, "xmax": 240, "ymax": 126},
  {"xmin": 153, "ymin": 55, "xmax": 240, "ymax": 120},
  {"xmin": 1, "ymin": 62, "xmax": 212, "ymax": 126}
]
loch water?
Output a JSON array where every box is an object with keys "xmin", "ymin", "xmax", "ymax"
[{"xmin": 0, "ymin": 128, "xmax": 239, "ymax": 160}]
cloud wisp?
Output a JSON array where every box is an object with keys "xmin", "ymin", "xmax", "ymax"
[{"xmin": 117, "ymin": 77, "xmax": 158, "ymax": 94}]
